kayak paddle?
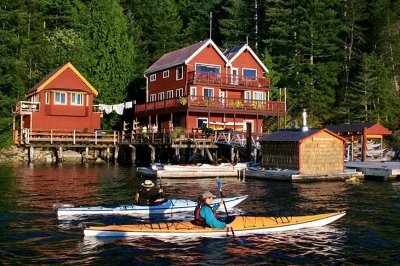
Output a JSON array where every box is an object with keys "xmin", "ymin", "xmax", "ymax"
[{"xmin": 216, "ymin": 177, "xmax": 235, "ymax": 237}]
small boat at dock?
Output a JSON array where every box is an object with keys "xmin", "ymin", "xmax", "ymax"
[
  {"xmin": 55, "ymin": 195, "xmax": 248, "ymax": 217},
  {"xmin": 84, "ymin": 212, "xmax": 346, "ymax": 238},
  {"xmin": 137, "ymin": 163, "xmax": 247, "ymax": 178}
]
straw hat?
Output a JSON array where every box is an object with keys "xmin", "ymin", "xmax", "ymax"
[
  {"xmin": 141, "ymin": 180, "xmax": 155, "ymax": 188},
  {"xmin": 202, "ymin": 191, "xmax": 216, "ymax": 199}
]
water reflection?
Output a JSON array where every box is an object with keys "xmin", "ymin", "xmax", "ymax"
[{"xmin": 1, "ymin": 163, "xmax": 399, "ymax": 264}]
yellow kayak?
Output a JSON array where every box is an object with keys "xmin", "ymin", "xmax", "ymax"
[{"xmin": 84, "ymin": 212, "xmax": 346, "ymax": 238}]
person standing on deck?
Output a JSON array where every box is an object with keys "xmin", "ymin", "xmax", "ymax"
[{"xmin": 135, "ymin": 180, "xmax": 164, "ymax": 205}]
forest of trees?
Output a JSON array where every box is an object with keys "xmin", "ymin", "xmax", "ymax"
[{"xmin": 1, "ymin": 0, "xmax": 399, "ymax": 148}]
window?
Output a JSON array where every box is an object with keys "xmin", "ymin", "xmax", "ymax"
[
  {"xmin": 197, "ymin": 118, "xmax": 208, "ymax": 129},
  {"xmin": 190, "ymin": 87, "xmax": 197, "ymax": 96},
  {"xmin": 253, "ymin": 91, "xmax": 265, "ymax": 101},
  {"xmin": 45, "ymin": 92, "xmax": 50, "ymax": 104},
  {"xmin": 176, "ymin": 88, "xmax": 183, "ymax": 97},
  {"xmin": 242, "ymin": 68, "xmax": 257, "ymax": 80},
  {"xmin": 244, "ymin": 91, "xmax": 251, "ymax": 103},
  {"xmin": 150, "ymin": 94, "xmax": 156, "ymax": 102},
  {"xmin": 158, "ymin": 92, "xmax": 164, "ymax": 101},
  {"xmin": 163, "ymin": 70, "xmax": 169, "ymax": 78},
  {"xmin": 203, "ymin": 88, "xmax": 214, "ymax": 99},
  {"xmin": 71, "ymin": 92, "xmax": 83, "ymax": 105},
  {"xmin": 150, "ymin": 74, "xmax": 156, "ymax": 82},
  {"xmin": 55, "ymin": 92, "xmax": 66, "ymax": 105},
  {"xmin": 167, "ymin": 90, "xmax": 173, "ymax": 99},
  {"xmin": 176, "ymin": 66, "xmax": 183, "ymax": 80},
  {"xmin": 196, "ymin": 64, "xmax": 220, "ymax": 74}
]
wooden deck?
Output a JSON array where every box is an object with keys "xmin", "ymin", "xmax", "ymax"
[{"xmin": 346, "ymin": 161, "xmax": 400, "ymax": 180}]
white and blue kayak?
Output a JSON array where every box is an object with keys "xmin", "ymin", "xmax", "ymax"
[{"xmin": 55, "ymin": 195, "xmax": 248, "ymax": 217}]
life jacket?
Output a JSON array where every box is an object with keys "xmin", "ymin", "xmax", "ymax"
[{"xmin": 193, "ymin": 203, "xmax": 217, "ymax": 226}]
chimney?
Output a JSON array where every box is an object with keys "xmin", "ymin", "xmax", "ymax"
[{"xmin": 301, "ymin": 109, "xmax": 309, "ymax": 132}]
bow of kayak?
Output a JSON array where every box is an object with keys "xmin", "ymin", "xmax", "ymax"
[{"xmin": 84, "ymin": 211, "xmax": 346, "ymax": 238}]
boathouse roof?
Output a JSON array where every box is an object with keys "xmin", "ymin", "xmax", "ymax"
[
  {"xmin": 325, "ymin": 123, "xmax": 392, "ymax": 135},
  {"xmin": 259, "ymin": 128, "xmax": 346, "ymax": 142}
]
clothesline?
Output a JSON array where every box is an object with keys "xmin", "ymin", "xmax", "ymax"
[{"xmin": 98, "ymin": 100, "xmax": 135, "ymax": 115}]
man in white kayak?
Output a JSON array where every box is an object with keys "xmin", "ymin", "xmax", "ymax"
[
  {"xmin": 135, "ymin": 180, "xmax": 164, "ymax": 205},
  {"xmin": 194, "ymin": 191, "xmax": 232, "ymax": 229}
]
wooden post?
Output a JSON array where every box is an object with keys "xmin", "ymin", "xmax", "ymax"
[
  {"xmin": 114, "ymin": 146, "xmax": 119, "ymax": 163},
  {"xmin": 130, "ymin": 145, "xmax": 136, "ymax": 165},
  {"xmin": 106, "ymin": 147, "xmax": 110, "ymax": 162},
  {"xmin": 149, "ymin": 145, "xmax": 156, "ymax": 164},
  {"xmin": 231, "ymin": 147, "xmax": 235, "ymax": 163},
  {"xmin": 57, "ymin": 146, "xmax": 63, "ymax": 164},
  {"xmin": 362, "ymin": 127, "xmax": 367, "ymax": 162},
  {"xmin": 246, "ymin": 122, "xmax": 252, "ymax": 161},
  {"xmin": 175, "ymin": 148, "xmax": 180, "ymax": 163},
  {"xmin": 29, "ymin": 146, "xmax": 34, "ymax": 164}
]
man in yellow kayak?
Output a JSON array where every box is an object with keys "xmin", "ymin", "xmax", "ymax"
[{"xmin": 194, "ymin": 191, "xmax": 231, "ymax": 229}]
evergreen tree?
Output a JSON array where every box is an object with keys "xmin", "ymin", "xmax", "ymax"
[{"xmin": 73, "ymin": 0, "xmax": 139, "ymax": 129}]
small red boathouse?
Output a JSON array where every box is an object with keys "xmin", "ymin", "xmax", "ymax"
[{"xmin": 13, "ymin": 62, "xmax": 102, "ymax": 141}]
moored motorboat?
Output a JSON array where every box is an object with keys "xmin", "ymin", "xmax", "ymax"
[
  {"xmin": 84, "ymin": 211, "xmax": 346, "ymax": 238},
  {"xmin": 55, "ymin": 195, "xmax": 248, "ymax": 217}
]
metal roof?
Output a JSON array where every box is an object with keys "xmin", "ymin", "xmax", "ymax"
[
  {"xmin": 223, "ymin": 44, "xmax": 245, "ymax": 60},
  {"xmin": 145, "ymin": 40, "xmax": 208, "ymax": 74},
  {"xmin": 259, "ymin": 128, "xmax": 322, "ymax": 142}
]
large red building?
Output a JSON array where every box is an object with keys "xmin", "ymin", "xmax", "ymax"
[
  {"xmin": 14, "ymin": 62, "xmax": 102, "ymax": 135},
  {"xmin": 135, "ymin": 39, "xmax": 286, "ymax": 134}
]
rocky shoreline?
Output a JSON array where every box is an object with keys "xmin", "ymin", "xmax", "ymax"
[{"xmin": 0, "ymin": 146, "xmax": 105, "ymax": 164}]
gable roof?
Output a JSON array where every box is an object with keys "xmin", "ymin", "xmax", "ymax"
[
  {"xmin": 325, "ymin": 123, "xmax": 392, "ymax": 135},
  {"xmin": 145, "ymin": 39, "xmax": 228, "ymax": 74},
  {"xmin": 259, "ymin": 128, "xmax": 346, "ymax": 142},
  {"xmin": 224, "ymin": 44, "xmax": 269, "ymax": 73},
  {"xmin": 27, "ymin": 62, "xmax": 98, "ymax": 96}
]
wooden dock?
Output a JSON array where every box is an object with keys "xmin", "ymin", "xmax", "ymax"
[
  {"xmin": 346, "ymin": 161, "xmax": 400, "ymax": 180},
  {"xmin": 245, "ymin": 168, "xmax": 364, "ymax": 183}
]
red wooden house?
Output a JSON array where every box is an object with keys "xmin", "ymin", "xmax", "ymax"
[
  {"xmin": 13, "ymin": 62, "xmax": 102, "ymax": 138},
  {"xmin": 135, "ymin": 39, "xmax": 286, "ymax": 134}
]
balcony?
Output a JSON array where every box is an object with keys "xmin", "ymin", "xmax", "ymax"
[
  {"xmin": 187, "ymin": 71, "xmax": 270, "ymax": 90},
  {"xmin": 13, "ymin": 101, "xmax": 40, "ymax": 115},
  {"xmin": 135, "ymin": 96, "xmax": 285, "ymax": 116}
]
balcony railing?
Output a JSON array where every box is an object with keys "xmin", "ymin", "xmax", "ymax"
[
  {"xmin": 187, "ymin": 71, "xmax": 270, "ymax": 89},
  {"xmin": 14, "ymin": 101, "xmax": 40, "ymax": 114},
  {"xmin": 135, "ymin": 96, "xmax": 285, "ymax": 113},
  {"xmin": 14, "ymin": 101, "xmax": 104, "ymax": 115}
]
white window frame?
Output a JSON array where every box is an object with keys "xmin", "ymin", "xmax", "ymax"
[
  {"xmin": 197, "ymin": 117, "xmax": 208, "ymax": 129},
  {"xmin": 195, "ymin": 63, "xmax": 221, "ymax": 74},
  {"xmin": 203, "ymin": 87, "xmax": 214, "ymax": 99},
  {"xmin": 71, "ymin": 92, "xmax": 83, "ymax": 106},
  {"xmin": 253, "ymin": 91, "xmax": 265, "ymax": 101},
  {"xmin": 242, "ymin": 68, "xmax": 257, "ymax": 80},
  {"xmin": 158, "ymin": 92, "xmax": 164, "ymax": 101},
  {"xmin": 166, "ymin": 90, "xmax": 173, "ymax": 99},
  {"xmin": 45, "ymin": 92, "xmax": 50, "ymax": 104},
  {"xmin": 54, "ymin": 91, "xmax": 67, "ymax": 105},
  {"xmin": 150, "ymin": 94, "xmax": 156, "ymax": 102},
  {"xmin": 244, "ymin": 91, "xmax": 251, "ymax": 103},
  {"xmin": 190, "ymin": 87, "xmax": 197, "ymax": 96},
  {"xmin": 176, "ymin": 66, "xmax": 183, "ymax": 80},
  {"xmin": 163, "ymin": 70, "xmax": 169, "ymax": 78},
  {"xmin": 150, "ymin": 74, "xmax": 156, "ymax": 82},
  {"xmin": 176, "ymin": 88, "xmax": 183, "ymax": 97},
  {"xmin": 231, "ymin": 67, "xmax": 239, "ymax": 85}
]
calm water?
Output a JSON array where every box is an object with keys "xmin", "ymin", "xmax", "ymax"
[{"xmin": 0, "ymin": 163, "xmax": 399, "ymax": 265}]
